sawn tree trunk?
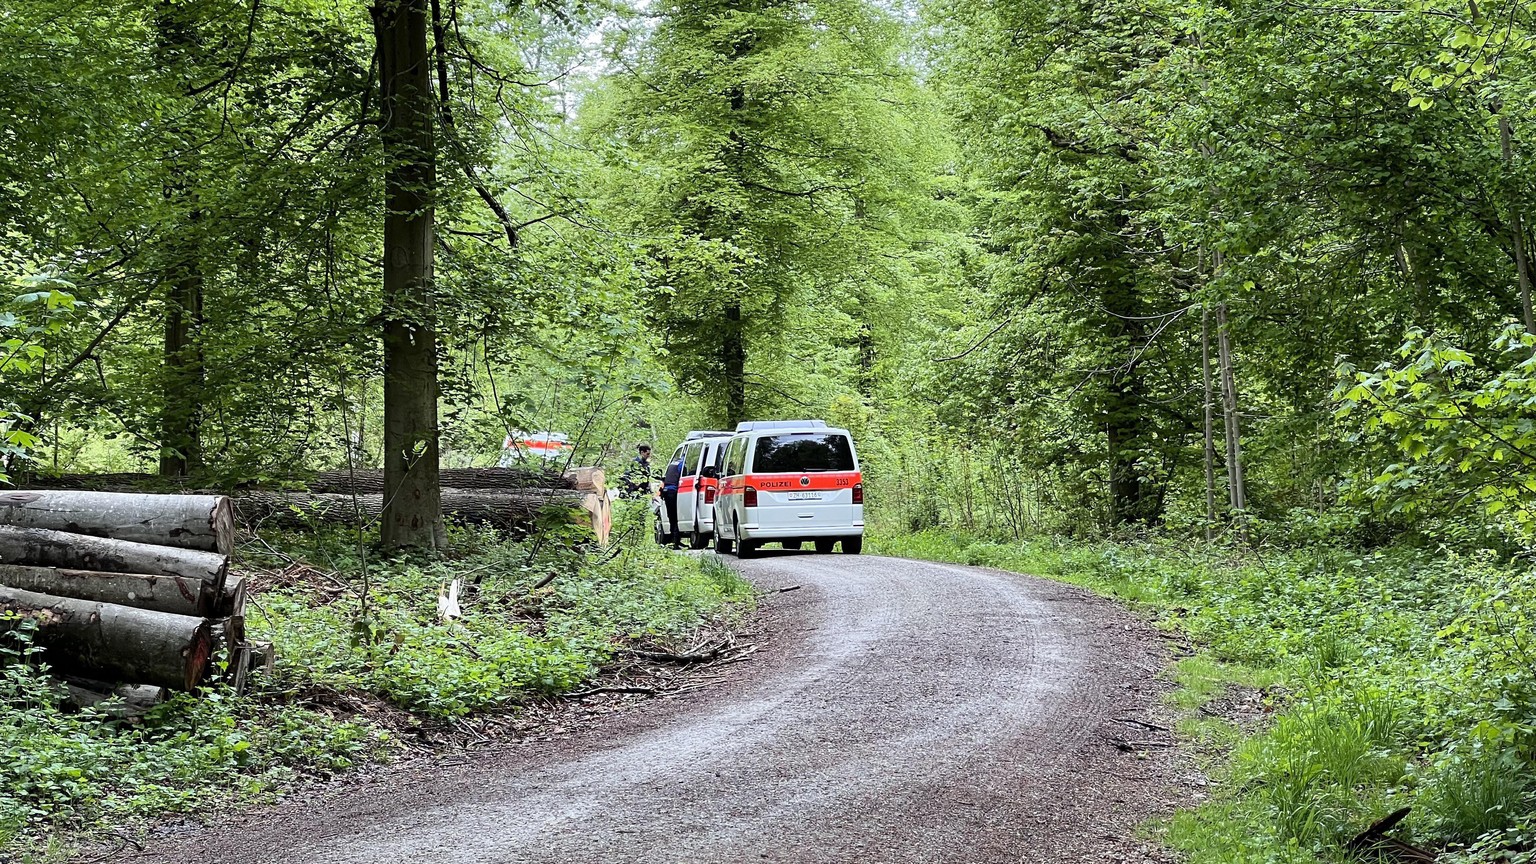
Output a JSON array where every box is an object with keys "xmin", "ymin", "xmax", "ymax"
[
  {"xmin": 0, "ymin": 586, "xmax": 213, "ymax": 691},
  {"xmin": 235, "ymin": 488, "xmax": 585, "ymax": 530},
  {"xmin": 0, "ymin": 564, "xmax": 214, "ymax": 617},
  {"xmin": 0, "ymin": 490, "xmax": 234, "ymax": 554},
  {"xmin": 0, "ymin": 525, "xmax": 227, "ymax": 587}
]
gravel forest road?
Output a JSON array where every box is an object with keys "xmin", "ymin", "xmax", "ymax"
[{"xmin": 143, "ymin": 553, "xmax": 1186, "ymax": 864}]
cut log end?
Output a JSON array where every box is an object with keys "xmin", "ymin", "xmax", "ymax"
[
  {"xmin": 210, "ymin": 497, "xmax": 236, "ymax": 557},
  {"xmin": 184, "ymin": 619, "xmax": 213, "ymax": 692}
]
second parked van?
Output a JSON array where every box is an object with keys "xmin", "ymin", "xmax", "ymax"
[{"xmin": 653, "ymin": 431, "xmax": 733, "ymax": 548}]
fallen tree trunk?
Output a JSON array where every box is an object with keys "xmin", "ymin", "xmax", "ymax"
[
  {"xmin": 0, "ymin": 491, "xmax": 234, "ymax": 555},
  {"xmin": 18, "ymin": 468, "xmax": 600, "ymax": 498},
  {"xmin": 0, "ymin": 525, "xmax": 227, "ymax": 587},
  {"xmin": 235, "ymin": 489, "xmax": 585, "ymax": 530},
  {"xmin": 0, "ymin": 565, "xmax": 214, "ymax": 617},
  {"xmin": 0, "ymin": 586, "xmax": 213, "ymax": 690},
  {"xmin": 306, "ymin": 467, "xmax": 576, "ymax": 494},
  {"xmin": 16, "ymin": 473, "xmax": 193, "ymax": 493}
]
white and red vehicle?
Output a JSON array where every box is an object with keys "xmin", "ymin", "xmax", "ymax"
[
  {"xmin": 711, "ymin": 420, "xmax": 863, "ymax": 558},
  {"xmin": 497, "ymin": 431, "xmax": 572, "ymax": 466},
  {"xmin": 652, "ymin": 431, "xmax": 733, "ymax": 548}
]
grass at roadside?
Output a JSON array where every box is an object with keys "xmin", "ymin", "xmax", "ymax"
[
  {"xmin": 0, "ymin": 503, "xmax": 751, "ymax": 858},
  {"xmin": 871, "ymin": 530, "xmax": 1536, "ymax": 863}
]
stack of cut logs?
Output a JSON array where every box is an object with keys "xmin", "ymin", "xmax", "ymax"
[{"xmin": 0, "ymin": 490, "xmax": 263, "ymax": 711}]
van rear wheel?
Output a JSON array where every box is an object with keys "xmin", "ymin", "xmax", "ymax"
[
  {"xmin": 690, "ymin": 530, "xmax": 708, "ymax": 550},
  {"xmin": 730, "ymin": 517, "xmax": 755, "ymax": 558},
  {"xmin": 814, "ymin": 539, "xmax": 836, "ymax": 554},
  {"xmin": 842, "ymin": 536, "xmax": 863, "ymax": 555}
]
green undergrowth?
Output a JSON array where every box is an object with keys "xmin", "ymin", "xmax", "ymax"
[
  {"xmin": 873, "ymin": 530, "xmax": 1536, "ymax": 863},
  {"xmin": 252, "ymin": 509, "xmax": 753, "ymax": 717},
  {"xmin": 0, "ymin": 503, "xmax": 750, "ymax": 857}
]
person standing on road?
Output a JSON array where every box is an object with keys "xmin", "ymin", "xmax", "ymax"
[
  {"xmin": 660, "ymin": 451, "xmax": 684, "ymax": 548},
  {"xmin": 621, "ymin": 444, "xmax": 654, "ymax": 497}
]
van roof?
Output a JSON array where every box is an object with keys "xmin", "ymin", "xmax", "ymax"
[
  {"xmin": 684, "ymin": 430, "xmax": 733, "ymax": 440},
  {"xmin": 734, "ymin": 420, "xmax": 828, "ymax": 432}
]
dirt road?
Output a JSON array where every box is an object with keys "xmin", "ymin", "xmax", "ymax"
[{"xmin": 143, "ymin": 554, "xmax": 1184, "ymax": 864}]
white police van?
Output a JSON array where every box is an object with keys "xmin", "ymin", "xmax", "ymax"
[
  {"xmin": 710, "ymin": 420, "xmax": 863, "ymax": 558},
  {"xmin": 652, "ymin": 431, "xmax": 732, "ymax": 548}
]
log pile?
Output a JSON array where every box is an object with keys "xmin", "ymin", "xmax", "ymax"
[{"xmin": 0, "ymin": 490, "xmax": 261, "ymax": 705}]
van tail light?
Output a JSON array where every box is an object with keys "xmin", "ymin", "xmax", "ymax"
[
  {"xmin": 852, "ymin": 482, "xmax": 863, "ymax": 504},
  {"xmin": 744, "ymin": 485, "xmax": 758, "ymax": 508},
  {"xmin": 704, "ymin": 486, "xmax": 716, "ymax": 505}
]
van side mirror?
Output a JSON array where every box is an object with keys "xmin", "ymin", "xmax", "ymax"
[{"xmin": 702, "ymin": 465, "xmax": 718, "ymax": 479}]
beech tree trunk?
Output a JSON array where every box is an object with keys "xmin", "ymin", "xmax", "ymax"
[
  {"xmin": 722, "ymin": 303, "xmax": 747, "ymax": 427},
  {"xmin": 1498, "ymin": 116, "xmax": 1535, "ymax": 335},
  {"xmin": 1202, "ymin": 304, "xmax": 1217, "ymax": 540},
  {"xmin": 0, "ymin": 525, "xmax": 227, "ymax": 587},
  {"xmin": 0, "ymin": 586, "xmax": 213, "ymax": 690},
  {"xmin": 376, "ymin": 0, "xmax": 443, "ymax": 550},
  {"xmin": 1216, "ymin": 302, "xmax": 1247, "ymax": 512},
  {"xmin": 16, "ymin": 473, "xmax": 194, "ymax": 493},
  {"xmin": 565, "ymin": 467, "xmax": 605, "ymax": 493},
  {"xmin": 0, "ymin": 565, "xmax": 214, "ymax": 617},
  {"xmin": 153, "ymin": 2, "xmax": 206, "ymax": 478},
  {"xmin": 308, "ymin": 467, "xmax": 576, "ymax": 494},
  {"xmin": 0, "ymin": 490, "xmax": 234, "ymax": 554},
  {"xmin": 235, "ymin": 489, "xmax": 584, "ymax": 530}
]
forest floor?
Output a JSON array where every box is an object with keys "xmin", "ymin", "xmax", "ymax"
[{"xmin": 126, "ymin": 553, "xmax": 1190, "ymax": 864}]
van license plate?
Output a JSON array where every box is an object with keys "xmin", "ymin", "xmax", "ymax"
[{"xmin": 786, "ymin": 491, "xmax": 823, "ymax": 501}]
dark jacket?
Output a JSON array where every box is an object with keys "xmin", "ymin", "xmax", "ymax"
[{"xmin": 661, "ymin": 459, "xmax": 684, "ymax": 491}]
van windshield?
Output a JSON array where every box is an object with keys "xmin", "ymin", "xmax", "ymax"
[{"xmin": 753, "ymin": 433, "xmax": 855, "ymax": 473}]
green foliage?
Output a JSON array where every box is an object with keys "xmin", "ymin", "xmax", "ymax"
[
  {"xmin": 586, "ymin": 0, "xmax": 953, "ymax": 426},
  {"xmin": 924, "ymin": 0, "xmax": 1536, "ymax": 533},
  {"xmin": 1337, "ymin": 324, "xmax": 1536, "ymax": 545},
  {"xmin": 0, "ymin": 275, "xmax": 75, "ymax": 482},
  {"xmin": 249, "ymin": 516, "xmax": 754, "ymax": 718}
]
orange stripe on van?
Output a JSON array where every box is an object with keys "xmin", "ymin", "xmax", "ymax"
[{"xmin": 738, "ymin": 472, "xmax": 862, "ymax": 492}]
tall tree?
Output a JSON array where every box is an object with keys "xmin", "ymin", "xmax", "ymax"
[
  {"xmin": 934, "ymin": 0, "xmax": 1188, "ymax": 526},
  {"xmin": 152, "ymin": 0, "xmax": 208, "ymax": 477},
  {"xmin": 593, "ymin": 0, "xmax": 915, "ymax": 427},
  {"xmin": 376, "ymin": 0, "xmax": 443, "ymax": 548}
]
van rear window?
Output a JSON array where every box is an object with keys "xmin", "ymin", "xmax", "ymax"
[{"xmin": 753, "ymin": 434, "xmax": 855, "ymax": 473}]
